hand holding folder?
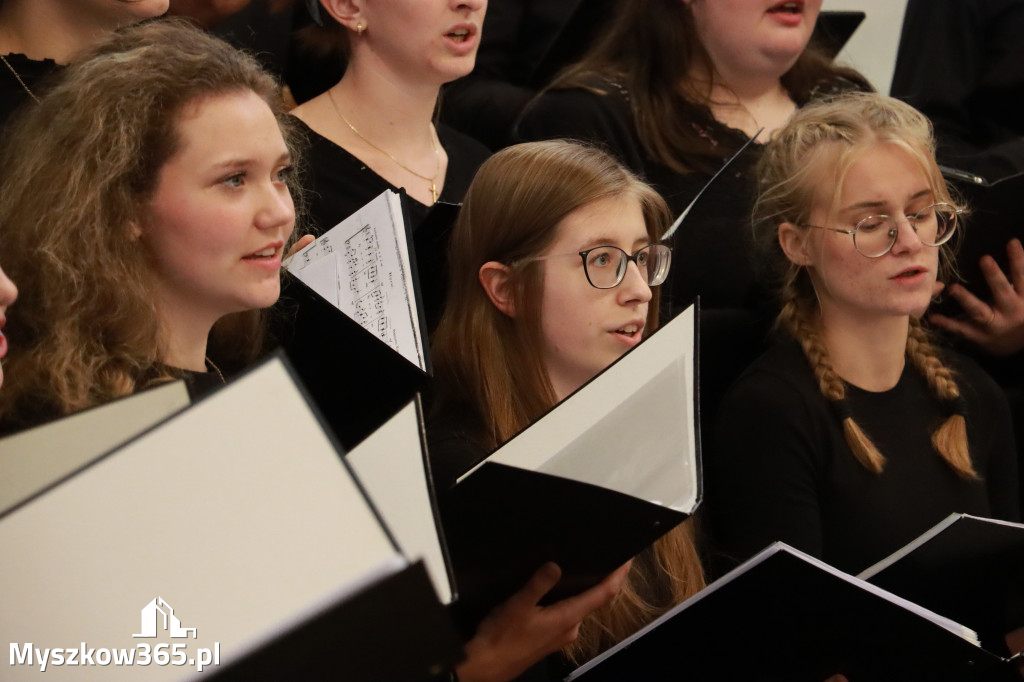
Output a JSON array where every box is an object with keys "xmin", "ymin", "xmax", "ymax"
[
  {"xmin": 458, "ymin": 561, "xmax": 631, "ymax": 682},
  {"xmin": 443, "ymin": 303, "xmax": 702, "ymax": 626}
]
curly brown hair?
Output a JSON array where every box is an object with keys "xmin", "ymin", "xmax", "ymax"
[{"xmin": 0, "ymin": 19, "xmax": 304, "ymax": 430}]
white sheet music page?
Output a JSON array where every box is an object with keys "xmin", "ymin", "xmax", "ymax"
[
  {"xmin": 460, "ymin": 305, "xmax": 700, "ymax": 514},
  {"xmin": 285, "ymin": 190, "xmax": 425, "ymax": 370}
]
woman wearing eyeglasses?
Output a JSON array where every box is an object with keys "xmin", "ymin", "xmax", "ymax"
[
  {"xmin": 428, "ymin": 140, "xmax": 704, "ymax": 680},
  {"xmin": 710, "ymin": 92, "xmax": 1020, "ymax": 579}
]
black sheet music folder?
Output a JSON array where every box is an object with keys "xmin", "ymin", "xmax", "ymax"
[
  {"xmin": 444, "ymin": 303, "xmax": 702, "ymax": 626},
  {"xmin": 569, "ymin": 543, "xmax": 1021, "ymax": 682},
  {"xmin": 859, "ymin": 513, "xmax": 1024, "ymax": 652},
  {"xmin": 274, "ymin": 273, "xmax": 430, "ymax": 450}
]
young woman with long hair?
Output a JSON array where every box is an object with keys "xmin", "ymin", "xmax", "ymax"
[
  {"xmin": 430, "ymin": 140, "xmax": 706, "ymax": 678},
  {"xmin": 711, "ymin": 92, "xmax": 1019, "ymax": 576},
  {"xmin": 0, "ymin": 20, "xmax": 300, "ymax": 432}
]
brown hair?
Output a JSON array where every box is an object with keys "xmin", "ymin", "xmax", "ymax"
[
  {"xmin": 432, "ymin": 140, "xmax": 705, "ymax": 664},
  {"xmin": 543, "ymin": 0, "xmax": 870, "ymax": 174},
  {"xmin": 0, "ymin": 19, "xmax": 304, "ymax": 428},
  {"xmin": 754, "ymin": 92, "xmax": 974, "ymax": 478}
]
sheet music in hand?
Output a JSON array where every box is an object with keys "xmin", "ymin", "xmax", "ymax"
[
  {"xmin": 446, "ymin": 302, "xmax": 702, "ymax": 624},
  {"xmin": 0, "ymin": 354, "xmax": 461, "ymax": 681},
  {"xmin": 285, "ymin": 189, "xmax": 427, "ymax": 371}
]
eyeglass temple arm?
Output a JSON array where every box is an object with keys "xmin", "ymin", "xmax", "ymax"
[{"xmin": 662, "ymin": 127, "xmax": 764, "ymax": 240}]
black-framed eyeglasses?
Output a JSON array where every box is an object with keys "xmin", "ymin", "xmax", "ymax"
[
  {"xmin": 801, "ymin": 202, "xmax": 961, "ymax": 258},
  {"xmin": 527, "ymin": 243, "xmax": 672, "ymax": 289}
]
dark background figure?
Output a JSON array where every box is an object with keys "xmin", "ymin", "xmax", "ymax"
[
  {"xmin": 891, "ymin": 0, "xmax": 1024, "ymax": 181},
  {"xmin": 438, "ymin": 0, "xmax": 615, "ymax": 151}
]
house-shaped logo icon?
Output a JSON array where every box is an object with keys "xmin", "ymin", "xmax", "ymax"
[{"xmin": 132, "ymin": 597, "xmax": 197, "ymax": 639}]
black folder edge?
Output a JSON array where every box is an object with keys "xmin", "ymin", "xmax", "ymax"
[
  {"xmin": 568, "ymin": 542, "xmax": 1019, "ymax": 682},
  {"xmin": 858, "ymin": 513, "xmax": 1024, "ymax": 653},
  {"xmin": 0, "ymin": 379, "xmax": 192, "ymax": 520},
  {"xmin": 0, "ymin": 351, "xmax": 466, "ymax": 679},
  {"xmin": 811, "ymin": 10, "xmax": 866, "ymax": 60},
  {"xmin": 411, "ymin": 198, "xmax": 462, "ymax": 331},
  {"xmin": 445, "ymin": 299, "xmax": 702, "ymax": 623},
  {"xmin": 278, "ymin": 272, "xmax": 430, "ymax": 448},
  {"xmin": 396, "ymin": 189, "xmax": 435, "ymax": 377},
  {"xmin": 398, "ymin": 394, "xmax": 460, "ymax": 605}
]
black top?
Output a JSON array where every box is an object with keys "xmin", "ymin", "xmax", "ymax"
[
  {"xmin": 710, "ymin": 339, "xmax": 1021, "ymax": 575},
  {"xmin": 292, "ymin": 117, "xmax": 489, "ymax": 333},
  {"xmin": 891, "ymin": 0, "xmax": 1024, "ymax": 181},
  {"xmin": 293, "ymin": 117, "xmax": 490, "ymax": 236},
  {"xmin": 0, "ymin": 53, "xmax": 59, "ymax": 132}
]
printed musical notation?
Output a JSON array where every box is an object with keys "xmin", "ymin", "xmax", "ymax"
[{"xmin": 284, "ymin": 191, "xmax": 426, "ymax": 371}]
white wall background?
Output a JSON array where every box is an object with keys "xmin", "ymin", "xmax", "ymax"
[{"xmin": 824, "ymin": 0, "xmax": 909, "ymax": 94}]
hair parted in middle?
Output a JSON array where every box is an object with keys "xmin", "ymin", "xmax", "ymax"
[
  {"xmin": 431, "ymin": 139, "xmax": 704, "ymax": 665},
  {"xmin": 0, "ymin": 18, "xmax": 304, "ymax": 429},
  {"xmin": 753, "ymin": 91, "xmax": 975, "ymax": 479}
]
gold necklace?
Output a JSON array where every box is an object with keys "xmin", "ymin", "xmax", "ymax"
[
  {"xmin": 326, "ymin": 88, "xmax": 441, "ymax": 203},
  {"xmin": 0, "ymin": 53, "xmax": 40, "ymax": 104}
]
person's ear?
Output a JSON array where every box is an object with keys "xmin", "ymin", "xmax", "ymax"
[
  {"xmin": 128, "ymin": 221, "xmax": 143, "ymax": 241},
  {"xmin": 478, "ymin": 261, "xmax": 517, "ymax": 317},
  {"xmin": 319, "ymin": 0, "xmax": 364, "ymax": 32},
  {"xmin": 778, "ymin": 222, "xmax": 814, "ymax": 266}
]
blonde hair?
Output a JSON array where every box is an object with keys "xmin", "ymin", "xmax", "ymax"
[
  {"xmin": 432, "ymin": 140, "xmax": 705, "ymax": 664},
  {"xmin": 0, "ymin": 20, "xmax": 303, "ymax": 429},
  {"xmin": 754, "ymin": 92, "xmax": 974, "ymax": 478}
]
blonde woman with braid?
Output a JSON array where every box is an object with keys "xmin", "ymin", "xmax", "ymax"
[{"xmin": 711, "ymin": 92, "xmax": 1020, "ymax": 578}]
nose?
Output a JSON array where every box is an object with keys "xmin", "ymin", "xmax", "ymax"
[
  {"xmin": 889, "ymin": 214, "xmax": 924, "ymax": 255},
  {"xmin": 617, "ymin": 260, "xmax": 652, "ymax": 305},
  {"xmin": 256, "ymin": 181, "xmax": 296, "ymax": 237},
  {"xmin": 0, "ymin": 264, "xmax": 17, "ymax": 311},
  {"xmin": 453, "ymin": 0, "xmax": 485, "ymax": 12}
]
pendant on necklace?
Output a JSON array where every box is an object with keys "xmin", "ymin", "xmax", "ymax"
[{"xmin": 430, "ymin": 182, "xmax": 438, "ymax": 204}]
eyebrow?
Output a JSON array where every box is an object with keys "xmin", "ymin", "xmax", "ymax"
[
  {"xmin": 840, "ymin": 189, "xmax": 933, "ymax": 213},
  {"xmin": 209, "ymin": 151, "xmax": 292, "ymax": 171},
  {"xmin": 577, "ymin": 235, "xmax": 651, "ymax": 251}
]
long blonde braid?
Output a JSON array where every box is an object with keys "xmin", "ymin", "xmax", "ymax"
[{"xmin": 778, "ymin": 280, "xmax": 886, "ymax": 474}]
